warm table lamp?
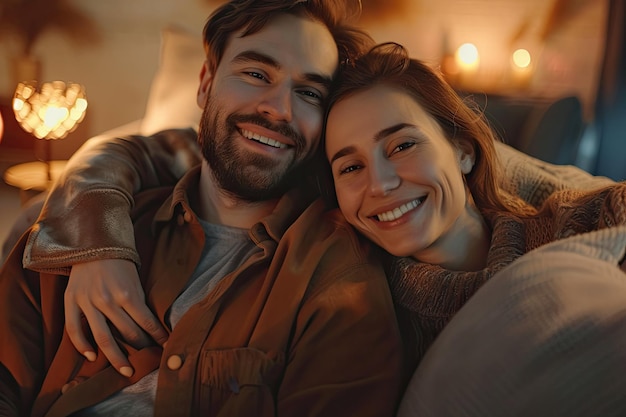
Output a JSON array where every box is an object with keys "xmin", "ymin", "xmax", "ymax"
[{"xmin": 12, "ymin": 80, "xmax": 87, "ymax": 181}]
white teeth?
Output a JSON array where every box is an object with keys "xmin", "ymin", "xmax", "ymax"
[
  {"xmin": 241, "ymin": 129, "xmax": 288, "ymax": 149},
  {"xmin": 375, "ymin": 198, "xmax": 423, "ymax": 222}
]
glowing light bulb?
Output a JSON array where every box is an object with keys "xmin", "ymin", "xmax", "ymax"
[
  {"xmin": 13, "ymin": 98, "xmax": 24, "ymax": 112},
  {"xmin": 510, "ymin": 48, "xmax": 534, "ymax": 89},
  {"xmin": 455, "ymin": 43, "xmax": 479, "ymax": 71},
  {"xmin": 42, "ymin": 106, "xmax": 69, "ymax": 129},
  {"xmin": 512, "ymin": 48, "xmax": 531, "ymax": 69}
]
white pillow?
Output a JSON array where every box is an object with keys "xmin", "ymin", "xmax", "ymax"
[{"xmin": 140, "ymin": 25, "xmax": 205, "ymax": 135}]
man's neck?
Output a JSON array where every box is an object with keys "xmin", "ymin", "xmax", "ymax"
[{"xmin": 196, "ymin": 161, "xmax": 279, "ymax": 229}]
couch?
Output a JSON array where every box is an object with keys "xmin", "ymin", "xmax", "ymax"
[{"xmin": 468, "ymin": 93, "xmax": 584, "ymax": 166}]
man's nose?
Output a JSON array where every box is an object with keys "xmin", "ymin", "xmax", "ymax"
[{"xmin": 257, "ymin": 84, "xmax": 293, "ymax": 123}]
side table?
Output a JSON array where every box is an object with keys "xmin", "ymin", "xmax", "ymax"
[{"xmin": 3, "ymin": 160, "xmax": 68, "ymax": 205}]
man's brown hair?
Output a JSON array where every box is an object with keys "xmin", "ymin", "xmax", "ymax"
[{"xmin": 203, "ymin": 0, "xmax": 374, "ymax": 75}]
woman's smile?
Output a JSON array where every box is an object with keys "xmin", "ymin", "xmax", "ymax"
[{"xmin": 371, "ymin": 196, "xmax": 426, "ymax": 222}]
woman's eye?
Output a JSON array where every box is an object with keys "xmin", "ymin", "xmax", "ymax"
[
  {"xmin": 339, "ymin": 164, "xmax": 362, "ymax": 175},
  {"xmin": 390, "ymin": 141, "xmax": 415, "ymax": 155}
]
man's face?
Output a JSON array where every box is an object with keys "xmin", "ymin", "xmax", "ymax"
[{"xmin": 197, "ymin": 13, "xmax": 339, "ymax": 201}]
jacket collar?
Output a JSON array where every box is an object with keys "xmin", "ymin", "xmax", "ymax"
[{"xmin": 153, "ymin": 165, "xmax": 318, "ymax": 243}]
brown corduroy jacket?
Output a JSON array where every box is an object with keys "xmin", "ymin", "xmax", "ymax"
[{"xmin": 0, "ymin": 130, "xmax": 404, "ymax": 416}]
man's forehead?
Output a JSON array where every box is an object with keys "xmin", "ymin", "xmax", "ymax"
[{"xmin": 223, "ymin": 13, "xmax": 339, "ymax": 75}]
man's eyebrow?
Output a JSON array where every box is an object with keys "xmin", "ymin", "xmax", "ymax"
[
  {"xmin": 329, "ymin": 123, "xmax": 416, "ymax": 164},
  {"xmin": 232, "ymin": 50, "xmax": 333, "ymax": 89},
  {"xmin": 232, "ymin": 50, "xmax": 280, "ymax": 68}
]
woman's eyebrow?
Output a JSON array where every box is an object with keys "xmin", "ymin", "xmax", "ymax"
[
  {"xmin": 330, "ymin": 145, "xmax": 357, "ymax": 164},
  {"xmin": 329, "ymin": 123, "xmax": 417, "ymax": 164},
  {"xmin": 373, "ymin": 123, "xmax": 415, "ymax": 142}
]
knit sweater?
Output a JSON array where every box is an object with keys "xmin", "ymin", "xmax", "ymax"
[{"xmin": 387, "ymin": 183, "xmax": 626, "ymax": 372}]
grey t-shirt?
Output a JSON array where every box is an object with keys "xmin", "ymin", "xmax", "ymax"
[{"xmin": 75, "ymin": 219, "xmax": 259, "ymax": 416}]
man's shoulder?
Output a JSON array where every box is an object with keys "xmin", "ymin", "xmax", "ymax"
[
  {"xmin": 289, "ymin": 198, "xmax": 363, "ymax": 247},
  {"xmin": 283, "ymin": 199, "xmax": 383, "ymax": 282}
]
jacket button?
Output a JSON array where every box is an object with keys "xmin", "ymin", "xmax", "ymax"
[
  {"xmin": 183, "ymin": 211, "xmax": 193, "ymax": 223},
  {"xmin": 177, "ymin": 214, "xmax": 185, "ymax": 226},
  {"xmin": 167, "ymin": 354, "xmax": 183, "ymax": 370}
]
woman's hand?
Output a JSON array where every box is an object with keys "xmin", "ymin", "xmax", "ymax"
[{"xmin": 65, "ymin": 259, "xmax": 169, "ymax": 377}]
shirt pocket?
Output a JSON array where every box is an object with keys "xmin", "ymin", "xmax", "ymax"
[{"xmin": 198, "ymin": 347, "xmax": 285, "ymax": 416}]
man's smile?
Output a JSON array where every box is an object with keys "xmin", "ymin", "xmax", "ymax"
[{"xmin": 240, "ymin": 128, "xmax": 289, "ymax": 149}]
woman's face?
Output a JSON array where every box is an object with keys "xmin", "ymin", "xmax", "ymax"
[{"xmin": 325, "ymin": 84, "xmax": 476, "ymax": 261}]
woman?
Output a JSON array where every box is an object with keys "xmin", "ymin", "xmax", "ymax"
[{"xmin": 322, "ymin": 42, "xmax": 626, "ymax": 372}]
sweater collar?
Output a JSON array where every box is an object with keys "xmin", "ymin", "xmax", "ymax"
[{"xmin": 386, "ymin": 211, "xmax": 526, "ymax": 318}]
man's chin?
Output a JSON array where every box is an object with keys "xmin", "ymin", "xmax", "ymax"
[{"xmin": 218, "ymin": 173, "xmax": 296, "ymax": 202}]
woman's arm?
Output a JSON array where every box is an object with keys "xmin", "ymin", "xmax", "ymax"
[{"xmin": 495, "ymin": 141, "xmax": 615, "ymax": 207}]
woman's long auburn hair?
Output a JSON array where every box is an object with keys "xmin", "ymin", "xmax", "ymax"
[{"xmin": 321, "ymin": 42, "xmax": 535, "ymax": 217}]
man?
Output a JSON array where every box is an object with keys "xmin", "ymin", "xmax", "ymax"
[{"xmin": 0, "ymin": 1, "xmax": 405, "ymax": 415}]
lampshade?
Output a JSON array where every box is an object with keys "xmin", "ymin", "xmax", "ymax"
[
  {"xmin": 12, "ymin": 80, "xmax": 88, "ymax": 183},
  {"xmin": 13, "ymin": 81, "xmax": 87, "ymax": 140}
]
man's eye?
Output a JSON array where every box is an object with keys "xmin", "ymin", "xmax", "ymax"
[
  {"xmin": 299, "ymin": 90, "xmax": 321, "ymax": 99},
  {"xmin": 246, "ymin": 71, "xmax": 267, "ymax": 81}
]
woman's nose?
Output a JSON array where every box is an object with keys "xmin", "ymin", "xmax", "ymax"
[{"xmin": 368, "ymin": 160, "xmax": 400, "ymax": 197}]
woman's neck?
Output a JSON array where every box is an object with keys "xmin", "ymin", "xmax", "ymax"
[{"xmin": 414, "ymin": 204, "xmax": 491, "ymax": 272}]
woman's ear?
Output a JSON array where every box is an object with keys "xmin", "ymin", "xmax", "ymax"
[
  {"xmin": 197, "ymin": 60, "xmax": 213, "ymax": 108},
  {"xmin": 455, "ymin": 138, "xmax": 476, "ymax": 175}
]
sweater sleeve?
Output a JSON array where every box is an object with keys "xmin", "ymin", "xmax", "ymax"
[
  {"xmin": 22, "ymin": 128, "xmax": 201, "ymax": 275},
  {"xmin": 601, "ymin": 183, "xmax": 626, "ymax": 228},
  {"xmin": 534, "ymin": 183, "xmax": 626, "ymax": 246},
  {"xmin": 495, "ymin": 141, "xmax": 615, "ymax": 208}
]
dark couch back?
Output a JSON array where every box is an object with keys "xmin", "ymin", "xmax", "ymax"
[{"xmin": 467, "ymin": 94, "xmax": 584, "ymax": 166}]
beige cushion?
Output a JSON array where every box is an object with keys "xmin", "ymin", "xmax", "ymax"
[
  {"xmin": 398, "ymin": 226, "xmax": 626, "ymax": 417},
  {"xmin": 140, "ymin": 25, "xmax": 205, "ymax": 135}
]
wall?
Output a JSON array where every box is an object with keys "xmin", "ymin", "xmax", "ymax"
[
  {"xmin": 0, "ymin": 0, "xmax": 215, "ymax": 158},
  {"xmin": 0, "ymin": 0, "xmax": 608, "ymax": 159},
  {"xmin": 366, "ymin": 0, "xmax": 608, "ymax": 120}
]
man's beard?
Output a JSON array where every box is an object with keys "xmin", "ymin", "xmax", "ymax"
[{"xmin": 197, "ymin": 98, "xmax": 313, "ymax": 202}]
